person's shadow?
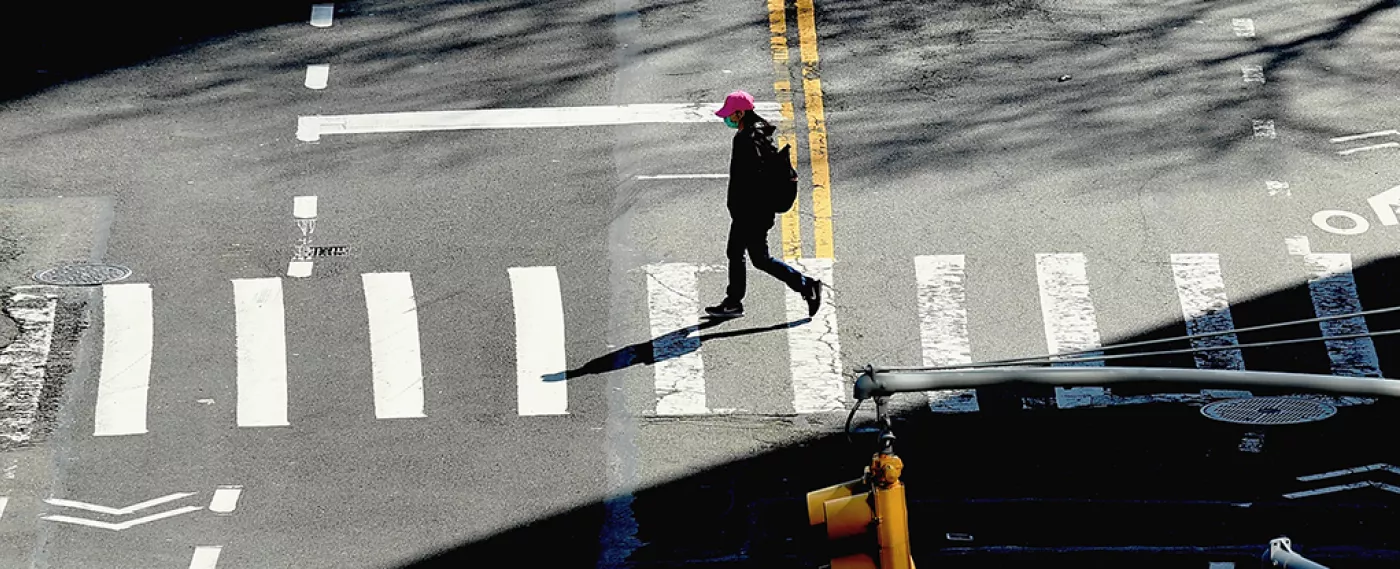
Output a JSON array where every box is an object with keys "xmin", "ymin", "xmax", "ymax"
[{"xmin": 543, "ymin": 316, "xmax": 813, "ymax": 381}]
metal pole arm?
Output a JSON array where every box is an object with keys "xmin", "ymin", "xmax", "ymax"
[
  {"xmin": 854, "ymin": 366, "xmax": 1400, "ymax": 401},
  {"xmin": 1263, "ymin": 537, "xmax": 1329, "ymax": 569}
]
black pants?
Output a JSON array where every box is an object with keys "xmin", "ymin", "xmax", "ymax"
[{"xmin": 724, "ymin": 218, "xmax": 809, "ymax": 304}]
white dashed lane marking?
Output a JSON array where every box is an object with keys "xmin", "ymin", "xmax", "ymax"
[{"xmin": 310, "ymin": 4, "xmax": 334, "ymax": 27}]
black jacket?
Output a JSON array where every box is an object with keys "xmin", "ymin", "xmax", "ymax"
[{"xmin": 726, "ymin": 120, "xmax": 779, "ymax": 225}]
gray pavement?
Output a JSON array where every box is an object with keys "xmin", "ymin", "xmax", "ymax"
[{"xmin": 2, "ymin": 0, "xmax": 1400, "ymax": 567}]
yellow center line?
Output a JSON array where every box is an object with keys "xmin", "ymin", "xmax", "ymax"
[
  {"xmin": 795, "ymin": 0, "xmax": 834, "ymax": 259},
  {"xmin": 767, "ymin": 0, "xmax": 802, "ymax": 261}
]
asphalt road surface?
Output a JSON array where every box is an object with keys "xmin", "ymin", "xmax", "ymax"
[{"xmin": 1, "ymin": 0, "xmax": 1398, "ymax": 568}]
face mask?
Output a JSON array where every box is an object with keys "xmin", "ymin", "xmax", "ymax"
[{"xmin": 724, "ymin": 116, "xmax": 739, "ymax": 129}]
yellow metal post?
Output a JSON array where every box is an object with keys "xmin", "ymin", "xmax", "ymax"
[{"xmin": 870, "ymin": 452, "xmax": 913, "ymax": 569}]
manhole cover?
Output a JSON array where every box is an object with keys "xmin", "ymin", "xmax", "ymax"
[
  {"xmin": 1201, "ymin": 396, "xmax": 1336, "ymax": 425},
  {"xmin": 33, "ymin": 263, "xmax": 132, "ymax": 286}
]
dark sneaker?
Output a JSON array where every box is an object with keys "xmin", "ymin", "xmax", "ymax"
[
  {"xmin": 704, "ymin": 302, "xmax": 744, "ymax": 318},
  {"xmin": 802, "ymin": 279, "xmax": 822, "ymax": 317}
]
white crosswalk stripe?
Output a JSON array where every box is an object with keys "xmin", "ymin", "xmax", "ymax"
[
  {"xmin": 362, "ymin": 272, "xmax": 426, "ymax": 419},
  {"xmin": 61, "ymin": 249, "xmax": 1398, "ymax": 437},
  {"xmin": 232, "ymin": 278, "xmax": 289, "ymax": 428},
  {"xmin": 645, "ymin": 263, "xmax": 708, "ymax": 416},
  {"xmin": 1302, "ymin": 253, "xmax": 1382, "ymax": 378},
  {"xmin": 94, "ymin": 283, "xmax": 153, "ymax": 436},
  {"xmin": 1171, "ymin": 254, "xmax": 1246, "ymax": 371},
  {"xmin": 787, "ymin": 258, "xmax": 845, "ymax": 414},
  {"xmin": 914, "ymin": 255, "xmax": 978, "ymax": 413},
  {"xmin": 1035, "ymin": 253, "xmax": 1107, "ymax": 409},
  {"xmin": 1, "ymin": 288, "xmax": 60, "ymax": 445},
  {"xmin": 509, "ymin": 266, "xmax": 569, "ymax": 416}
]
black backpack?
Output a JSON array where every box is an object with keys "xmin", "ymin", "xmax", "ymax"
[{"xmin": 758, "ymin": 135, "xmax": 799, "ymax": 213}]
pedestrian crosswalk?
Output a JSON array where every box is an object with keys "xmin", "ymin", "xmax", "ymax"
[{"xmin": 68, "ymin": 249, "xmax": 1393, "ymax": 437}]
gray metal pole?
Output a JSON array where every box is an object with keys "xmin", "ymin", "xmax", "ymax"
[
  {"xmin": 853, "ymin": 366, "xmax": 1400, "ymax": 401},
  {"xmin": 1262, "ymin": 537, "xmax": 1329, "ymax": 569}
]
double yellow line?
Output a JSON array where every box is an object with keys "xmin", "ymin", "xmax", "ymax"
[{"xmin": 766, "ymin": 0, "xmax": 834, "ymax": 260}]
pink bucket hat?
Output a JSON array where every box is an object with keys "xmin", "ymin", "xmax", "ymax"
[{"xmin": 715, "ymin": 90, "xmax": 755, "ymax": 117}]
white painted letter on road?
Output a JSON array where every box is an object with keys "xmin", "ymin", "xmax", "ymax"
[
  {"xmin": 1312, "ymin": 209, "xmax": 1369, "ymax": 235},
  {"xmin": 1366, "ymin": 185, "xmax": 1400, "ymax": 226}
]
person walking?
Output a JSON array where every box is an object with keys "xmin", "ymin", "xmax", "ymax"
[{"xmin": 704, "ymin": 90, "xmax": 822, "ymax": 319}]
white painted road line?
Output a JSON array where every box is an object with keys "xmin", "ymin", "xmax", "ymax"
[
  {"xmin": 1171, "ymin": 254, "xmax": 1246, "ymax": 371},
  {"xmin": 1338, "ymin": 142, "xmax": 1400, "ymax": 155},
  {"xmin": 1331, "ymin": 130, "xmax": 1398, "ymax": 143},
  {"xmin": 1, "ymin": 288, "xmax": 59, "ymax": 445},
  {"xmin": 1232, "ymin": 18, "xmax": 1255, "ymax": 37},
  {"xmin": 788, "ymin": 258, "xmax": 845, "ymax": 413},
  {"xmin": 1285, "ymin": 236, "xmax": 1311, "ymax": 256},
  {"xmin": 645, "ymin": 263, "xmax": 707, "ymax": 416},
  {"xmin": 293, "ymin": 196, "xmax": 317, "ymax": 219},
  {"xmin": 289, "ymin": 195, "xmax": 317, "ymax": 278},
  {"xmin": 1035, "ymin": 253, "xmax": 1106, "ymax": 408},
  {"xmin": 304, "ymin": 65, "xmax": 329, "ymax": 89},
  {"xmin": 1297, "ymin": 463, "xmax": 1400, "ymax": 482},
  {"xmin": 296, "ymin": 102, "xmax": 784, "ymax": 141},
  {"xmin": 1283, "ymin": 480, "xmax": 1400, "ymax": 499},
  {"xmin": 635, "ymin": 174, "xmax": 728, "ymax": 180},
  {"xmin": 43, "ymin": 492, "xmax": 196, "ymax": 515},
  {"xmin": 509, "ymin": 267, "xmax": 569, "ymax": 416},
  {"xmin": 0, "ymin": 497, "xmax": 8, "ymax": 521},
  {"xmin": 287, "ymin": 261, "xmax": 313, "ymax": 278},
  {"xmin": 45, "ymin": 494, "xmax": 169, "ymax": 515},
  {"xmin": 95, "ymin": 283, "xmax": 153, "ymax": 436},
  {"xmin": 1303, "ymin": 254, "xmax": 1382, "ymax": 377},
  {"xmin": 232, "ymin": 278, "xmax": 290, "ymax": 427},
  {"xmin": 310, "ymin": 3, "xmax": 334, "ymax": 27},
  {"xmin": 1239, "ymin": 431, "xmax": 1265, "ymax": 453},
  {"xmin": 43, "ymin": 506, "xmax": 202, "ymax": 531},
  {"xmin": 362, "ymin": 273, "xmax": 426, "ymax": 419},
  {"xmin": 914, "ymin": 255, "xmax": 978, "ymax": 412},
  {"xmin": 1252, "ymin": 119, "xmax": 1276, "ymax": 139},
  {"xmin": 209, "ymin": 486, "xmax": 242, "ymax": 514},
  {"xmin": 190, "ymin": 546, "xmax": 223, "ymax": 569}
]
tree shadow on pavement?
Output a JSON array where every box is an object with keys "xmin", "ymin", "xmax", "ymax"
[
  {"xmin": 544, "ymin": 316, "xmax": 813, "ymax": 381},
  {"xmin": 3, "ymin": 1, "xmax": 306, "ymax": 103},
  {"xmin": 811, "ymin": 0, "xmax": 1400, "ymax": 194}
]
